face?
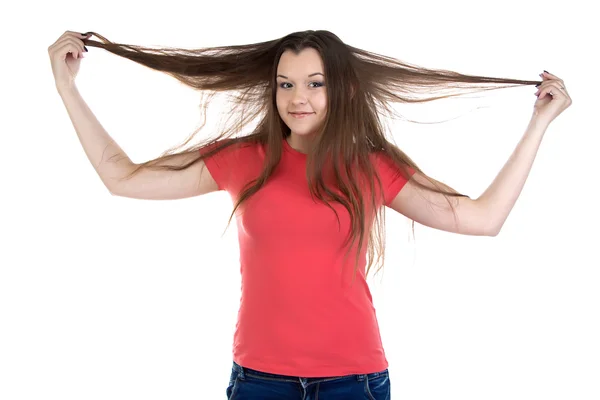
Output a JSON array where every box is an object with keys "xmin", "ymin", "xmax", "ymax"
[{"xmin": 275, "ymin": 48, "xmax": 327, "ymax": 139}]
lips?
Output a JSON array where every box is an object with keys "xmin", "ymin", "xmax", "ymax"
[{"xmin": 290, "ymin": 112, "xmax": 313, "ymax": 119}]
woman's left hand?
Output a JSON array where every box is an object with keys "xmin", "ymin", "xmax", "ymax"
[{"xmin": 533, "ymin": 71, "xmax": 572, "ymax": 125}]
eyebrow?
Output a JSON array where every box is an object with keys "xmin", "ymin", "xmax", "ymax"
[{"xmin": 276, "ymin": 72, "xmax": 324, "ymax": 79}]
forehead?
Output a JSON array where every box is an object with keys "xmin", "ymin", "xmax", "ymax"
[{"xmin": 276, "ymin": 48, "xmax": 324, "ymax": 75}]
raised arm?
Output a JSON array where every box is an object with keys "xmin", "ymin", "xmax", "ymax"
[{"xmin": 57, "ymin": 85, "xmax": 219, "ymax": 200}]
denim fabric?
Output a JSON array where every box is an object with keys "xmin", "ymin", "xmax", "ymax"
[{"xmin": 226, "ymin": 360, "xmax": 391, "ymax": 399}]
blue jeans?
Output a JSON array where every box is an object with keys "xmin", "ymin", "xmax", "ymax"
[{"xmin": 226, "ymin": 360, "xmax": 391, "ymax": 399}]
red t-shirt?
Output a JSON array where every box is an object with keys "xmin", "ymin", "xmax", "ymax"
[{"xmin": 201, "ymin": 138, "xmax": 415, "ymax": 377}]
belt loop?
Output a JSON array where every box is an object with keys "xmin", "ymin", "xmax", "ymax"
[
  {"xmin": 234, "ymin": 361, "xmax": 246, "ymax": 379},
  {"xmin": 356, "ymin": 374, "xmax": 366, "ymax": 382}
]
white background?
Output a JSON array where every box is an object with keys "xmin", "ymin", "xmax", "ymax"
[{"xmin": 1, "ymin": 0, "xmax": 598, "ymax": 399}]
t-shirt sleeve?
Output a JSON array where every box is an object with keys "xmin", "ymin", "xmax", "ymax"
[
  {"xmin": 199, "ymin": 139, "xmax": 238, "ymax": 192},
  {"xmin": 374, "ymin": 151, "xmax": 417, "ymax": 207}
]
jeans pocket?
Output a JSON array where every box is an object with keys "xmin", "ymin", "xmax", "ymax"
[
  {"xmin": 365, "ymin": 372, "xmax": 390, "ymax": 400},
  {"xmin": 226, "ymin": 369, "xmax": 239, "ymax": 399}
]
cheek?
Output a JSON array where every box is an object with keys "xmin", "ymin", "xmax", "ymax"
[
  {"xmin": 317, "ymin": 95, "xmax": 327, "ymax": 114},
  {"xmin": 276, "ymin": 91, "xmax": 290, "ymax": 104},
  {"xmin": 275, "ymin": 96, "xmax": 286, "ymax": 114}
]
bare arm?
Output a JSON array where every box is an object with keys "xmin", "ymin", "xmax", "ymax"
[
  {"xmin": 57, "ymin": 85, "xmax": 218, "ymax": 199},
  {"xmin": 388, "ymin": 117, "xmax": 549, "ymax": 236},
  {"xmin": 477, "ymin": 117, "xmax": 548, "ymax": 234}
]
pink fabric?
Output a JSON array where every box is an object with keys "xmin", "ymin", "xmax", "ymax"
[{"xmin": 201, "ymin": 138, "xmax": 415, "ymax": 377}]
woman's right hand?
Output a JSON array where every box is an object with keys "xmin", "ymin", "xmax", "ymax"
[{"xmin": 48, "ymin": 31, "xmax": 90, "ymax": 91}]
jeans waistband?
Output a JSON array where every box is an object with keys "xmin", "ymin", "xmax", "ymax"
[{"xmin": 232, "ymin": 360, "xmax": 388, "ymax": 383}]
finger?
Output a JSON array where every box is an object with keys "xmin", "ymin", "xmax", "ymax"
[
  {"xmin": 59, "ymin": 31, "xmax": 87, "ymax": 44},
  {"xmin": 535, "ymin": 80, "xmax": 567, "ymax": 96},
  {"xmin": 65, "ymin": 30, "xmax": 91, "ymax": 38},
  {"xmin": 536, "ymin": 71, "xmax": 551, "ymax": 86},
  {"xmin": 535, "ymin": 81, "xmax": 561, "ymax": 93},
  {"xmin": 55, "ymin": 41, "xmax": 83, "ymax": 61},
  {"xmin": 50, "ymin": 31, "xmax": 89, "ymax": 50},
  {"xmin": 63, "ymin": 37, "xmax": 86, "ymax": 56},
  {"xmin": 535, "ymin": 80, "xmax": 553, "ymax": 93},
  {"xmin": 538, "ymin": 73, "xmax": 564, "ymax": 90},
  {"xmin": 51, "ymin": 36, "xmax": 86, "ymax": 55},
  {"xmin": 542, "ymin": 71, "xmax": 564, "ymax": 85},
  {"xmin": 535, "ymin": 82, "xmax": 565, "ymax": 99}
]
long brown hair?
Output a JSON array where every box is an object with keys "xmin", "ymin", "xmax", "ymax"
[{"xmin": 82, "ymin": 30, "xmax": 540, "ymax": 284}]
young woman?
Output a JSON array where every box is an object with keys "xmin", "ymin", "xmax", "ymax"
[{"xmin": 48, "ymin": 29, "xmax": 571, "ymax": 399}]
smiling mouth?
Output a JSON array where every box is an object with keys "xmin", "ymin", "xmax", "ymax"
[{"xmin": 290, "ymin": 112, "xmax": 313, "ymax": 119}]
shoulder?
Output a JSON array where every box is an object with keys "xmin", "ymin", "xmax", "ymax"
[{"xmin": 369, "ymin": 149, "xmax": 415, "ymax": 177}]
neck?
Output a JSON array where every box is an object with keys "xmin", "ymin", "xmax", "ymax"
[{"xmin": 287, "ymin": 133, "xmax": 316, "ymax": 155}]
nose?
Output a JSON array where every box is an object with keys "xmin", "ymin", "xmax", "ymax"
[{"xmin": 291, "ymin": 88, "xmax": 308, "ymax": 105}]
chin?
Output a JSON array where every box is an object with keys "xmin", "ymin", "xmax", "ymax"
[
  {"xmin": 290, "ymin": 129, "xmax": 315, "ymax": 135},
  {"xmin": 290, "ymin": 129, "xmax": 319, "ymax": 137}
]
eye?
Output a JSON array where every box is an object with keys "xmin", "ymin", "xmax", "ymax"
[{"xmin": 278, "ymin": 81, "xmax": 325, "ymax": 89}]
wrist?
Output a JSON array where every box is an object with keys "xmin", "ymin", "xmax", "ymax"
[
  {"xmin": 56, "ymin": 83, "xmax": 78, "ymax": 95},
  {"xmin": 530, "ymin": 112, "xmax": 552, "ymax": 128},
  {"xmin": 529, "ymin": 115, "xmax": 551, "ymax": 130}
]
